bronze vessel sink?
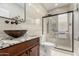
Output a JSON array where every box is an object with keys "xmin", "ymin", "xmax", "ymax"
[{"xmin": 4, "ymin": 30, "xmax": 27, "ymax": 38}]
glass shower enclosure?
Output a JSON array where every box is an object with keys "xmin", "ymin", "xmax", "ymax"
[{"xmin": 42, "ymin": 11, "xmax": 74, "ymax": 52}]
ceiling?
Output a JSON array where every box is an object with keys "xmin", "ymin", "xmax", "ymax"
[
  {"xmin": 41, "ymin": 3, "xmax": 69, "ymax": 12},
  {"xmin": 17, "ymin": 3, "xmax": 69, "ymax": 12}
]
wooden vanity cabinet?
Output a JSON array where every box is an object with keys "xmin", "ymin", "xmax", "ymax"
[
  {"xmin": 20, "ymin": 45, "xmax": 39, "ymax": 56},
  {"xmin": 29, "ymin": 45, "xmax": 39, "ymax": 56},
  {"xmin": 0, "ymin": 37, "xmax": 40, "ymax": 56}
]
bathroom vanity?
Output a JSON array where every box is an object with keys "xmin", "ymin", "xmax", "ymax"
[{"xmin": 0, "ymin": 37, "xmax": 40, "ymax": 56}]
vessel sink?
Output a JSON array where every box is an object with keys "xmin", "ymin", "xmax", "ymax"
[{"xmin": 4, "ymin": 30, "xmax": 27, "ymax": 38}]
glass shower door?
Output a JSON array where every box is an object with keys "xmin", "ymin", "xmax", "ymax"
[
  {"xmin": 56, "ymin": 13, "xmax": 73, "ymax": 52},
  {"xmin": 42, "ymin": 11, "xmax": 74, "ymax": 52},
  {"xmin": 42, "ymin": 16, "xmax": 58, "ymax": 45},
  {"xmin": 47, "ymin": 16, "xmax": 58, "ymax": 45}
]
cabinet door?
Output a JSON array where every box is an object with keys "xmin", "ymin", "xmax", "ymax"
[
  {"xmin": 30, "ymin": 45, "xmax": 39, "ymax": 56},
  {"xmin": 19, "ymin": 50, "xmax": 29, "ymax": 56}
]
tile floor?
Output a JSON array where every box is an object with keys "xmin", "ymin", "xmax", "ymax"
[
  {"xmin": 74, "ymin": 40, "xmax": 79, "ymax": 56},
  {"xmin": 40, "ymin": 40, "xmax": 79, "ymax": 56},
  {"xmin": 40, "ymin": 45, "xmax": 74, "ymax": 56}
]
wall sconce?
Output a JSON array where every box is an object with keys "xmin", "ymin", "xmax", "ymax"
[
  {"xmin": 5, "ymin": 20, "xmax": 9, "ymax": 24},
  {"xmin": 5, "ymin": 16, "xmax": 24, "ymax": 25}
]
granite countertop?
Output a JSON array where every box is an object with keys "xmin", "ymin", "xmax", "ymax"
[{"xmin": 0, "ymin": 35, "xmax": 40, "ymax": 49}]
